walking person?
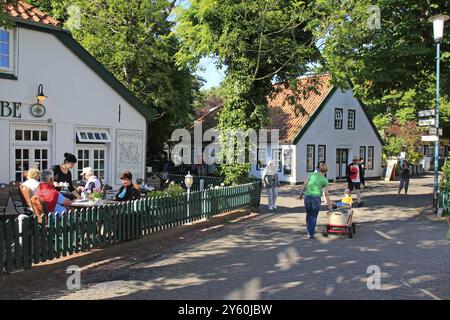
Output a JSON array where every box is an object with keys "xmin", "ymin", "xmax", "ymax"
[
  {"xmin": 359, "ymin": 158, "xmax": 366, "ymax": 189},
  {"xmin": 262, "ymin": 160, "xmax": 280, "ymax": 211},
  {"xmin": 299, "ymin": 163, "xmax": 333, "ymax": 239},
  {"xmin": 347, "ymin": 156, "xmax": 363, "ymax": 207},
  {"xmin": 397, "ymin": 160, "xmax": 410, "ymax": 199}
]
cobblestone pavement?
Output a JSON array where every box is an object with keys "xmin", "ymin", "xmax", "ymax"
[{"xmin": 2, "ymin": 174, "xmax": 450, "ymax": 300}]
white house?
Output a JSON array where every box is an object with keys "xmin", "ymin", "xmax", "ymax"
[
  {"xmin": 250, "ymin": 74, "xmax": 383, "ymax": 183},
  {"xmin": 195, "ymin": 74, "xmax": 383, "ymax": 183},
  {"xmin": 0, "ymin": 2, "xmax": 154, "ymax": 186}
]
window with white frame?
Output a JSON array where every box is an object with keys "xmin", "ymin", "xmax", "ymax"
[
  {"xmin": 76, "ymin": 129, "xmax": 111, "ymax": 143},
  {"xmin": 257, "ymin": 149, "xmax": 266, "ymax": 170},
  {"xmin": 76, "ymin": 147, "xmax": 106, "ymax": 181},
  {"xmin": 318, "ymin": 145, "xmax": 326, "ymax": 163},
  {"xmin": 306, "ymin": 145, "xmax": 315, "ymax": 172},
  {"xmin": 0, "ymin": 29, "xmax": 14, "ymax": 73},
  {"xmin": 272, "ymin": 149, "xmax": 282, "ymax": 172},
  {"xmin": 283, "ymin": 148, "xmax": 292, "ymax": 175},
  {"xmin": 348, "ymin": 109, "xmax": 356, "ymax": 130},
  {"xmin": 334, "ymin": 108, "xmax": 343, "ymax": 129},
  {"xmin": 368, "ymin": 146, "xmax": 374, "ymax": 170},
  {"xmin": 360, "ymin": 146, "xmax": 366, "ymax": 161}
]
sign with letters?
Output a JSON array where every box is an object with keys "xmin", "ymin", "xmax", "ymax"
[
  {"xmin": 419, "ymin": 119, "xmax": 436, "ymax": 126},
  {"xmin": 429, "ymin": 127, "xmax": 443, "ymax": 136},
  {"xmin": 0, "ymin": 101, "xmax": 21, "ymax": 118},
  {"xmin": 418, "ymin": 109, "xmax": 435, "ymax": 117},
  {"xmin": 421, "ymin": 135, "xmax": 439, "ymax": 142}
]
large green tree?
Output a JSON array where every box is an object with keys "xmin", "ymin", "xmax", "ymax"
[
  {"xmin": 26, "ymin": 0, "xmax": 200, "ymax": 160},
  {"xmin": 313, "ymin": 0, "xmax": 450, "ymax": 122},
  {"xmin": 175, "ymin": 0, "xmax": 322, "ymax": 183}
]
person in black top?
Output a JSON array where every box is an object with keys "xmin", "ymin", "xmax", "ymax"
[
  {"xmin": 359, "ymin": 158, "xmax": 366, "ymax": 188},
  {"xmin": 52, "ymin": 153, "xmax": 77, "ymax": 193},
  {"xmin": 397, "ymin": 160, "xmax": 410, "ymax": 199},
  {"xmin": 115, "ymin": 171, "xmax": 141, "ymax": 201}
]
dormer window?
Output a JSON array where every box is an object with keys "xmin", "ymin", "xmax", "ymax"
[{"xmin": 0, "ymin": 29, "xmax": 13, "ymax": 73}]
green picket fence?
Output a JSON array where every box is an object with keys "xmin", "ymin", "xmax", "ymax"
[{"xmin": 0, "ymin": 181, "xmax": 261, "ymax": 274}]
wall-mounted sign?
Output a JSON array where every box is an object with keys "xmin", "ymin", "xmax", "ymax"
[
  {"xmin": 0, "ymin": 101, "xmax": 21, "ymax": 118},
  {"xmin": 31, "ymin": 103, "xmax": 46, "ymax": 117},
  {"xmin": 418, "ymin": 109, "xmax": 435, "ymax": 117},
  {"xmin": 419, "ymin": 119, "xmax": 436, "ymax": 126},
  {"xmin": 116, "ymin": 129, "xmax": 144, "ymax": 184}
]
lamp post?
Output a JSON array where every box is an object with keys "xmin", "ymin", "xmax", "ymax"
[
  {"xmin": 429, "ymin": 14, "xmax": 449, "ymax": 212},
  {"xmin": 184, "ymin": 171, "xmax": 194, "ymax": 219}
]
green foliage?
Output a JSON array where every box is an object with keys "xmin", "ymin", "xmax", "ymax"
[
  {"xmin": 92, "ymin": 191, "xmax": 103, "ymax": 199},
  {"xmin": 0, "ymin": 0, "xmax": 18, "ymax": 28},
  {"xmin": 27, "ymin": 0, "xmax": 200, "ymax": 159},
  {"xmin": 175, "ymin": 0, "xmax": 322, "ymax": 183},
  {"xmin": 146, "ymin": 182, "xmax": 185, "ymax": 198},
  {"xmin": 440, "ymin": 159, "xmax": 450, "ymax": 191},
  {"xmin": 146, "ymin": 190, "xmax": 167, "ymax": 198},
  {"xmin": 166, "ymin": 182, "xmax": 185, "ymax": 197},
  {"xmin": 218, "ymin": 163, "xmax": 252, "ymax": 185}
]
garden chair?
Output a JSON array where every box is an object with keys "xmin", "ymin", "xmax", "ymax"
[
  {"xmin": 30, "ymin": 195, "xmax": 49, "ymax": 225},
  {"xmin": 9, "ymin": 181, "xmax": 28, "ymax": 215},
  {"xmin": 101, "ymin": 184, "xmax": 113, "ymax": 199},
  {"xmin": 20, "ymin": 184, "xmax": 34, "ymax": 215}
]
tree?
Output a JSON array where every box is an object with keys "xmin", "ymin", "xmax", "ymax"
[
  {"xmin": 27, "ymin": 0, "xmax": 200, "ymax": 160},
  {"xmin": 1, "ymin": 1, "xmax": 18, "ymax": 27},
  {"xmin": 314, "ymin": 0, "xmax": 450, "ymax": 119},
  {"xmin": 175, "ymin": 0, "xmax": 322, "ymax": 183}
]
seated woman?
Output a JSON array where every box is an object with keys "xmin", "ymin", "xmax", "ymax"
[
  {"xmin": 35, "ymin": 169, "xmax": 73, "ymax": 217},
  {"xmin": 77, "ymin": 167, "xmax": 102, "ymax": 199},
  {"xmin": 22, "ymin": 168, "xmax": 40, "ymax": 193},
  {"xmin": 115, "ymin": 171, "xmax": 141, "ymax": 202}
]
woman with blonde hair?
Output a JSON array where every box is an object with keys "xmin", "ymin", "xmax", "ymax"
[
  {"xmin": 262, "ymin": 159, "xmax": 280, "ymax": 211},
  {"xmin": 299, "ymin": 163, "xmax": 333, "ymax": 239},
  {"xmin": 22, "ymin": 168, "xmax": 40, "ymax": 193}
]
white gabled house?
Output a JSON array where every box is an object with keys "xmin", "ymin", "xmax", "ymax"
[
  {"xmin": 0, "ymin": 1, "xmax": 155, "ymax": 186},
  {"xmin": 250, "ymin": 74, "xmax": 384, "ymax": 183}
]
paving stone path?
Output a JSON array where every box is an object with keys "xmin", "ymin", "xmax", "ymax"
[{"xmin": 1, "ymin": 174, "xmax": 449, "ymax": 300}]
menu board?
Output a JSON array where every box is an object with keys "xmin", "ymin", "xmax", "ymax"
[{"xmin": 385, "ymin": 159, "xmax": 397, "ymax": 181}]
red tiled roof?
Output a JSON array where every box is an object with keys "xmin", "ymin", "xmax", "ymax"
[
  {"xmin": 267, "ymin": 74, "xmax": 333, "ymax": 143},
  {"xmin": 195, "ymin": 74, "xmax": 334, "ymax": 143},
  {"xmin": 4, "ymin": 1, "xmax": 61, "ymax": 26}
]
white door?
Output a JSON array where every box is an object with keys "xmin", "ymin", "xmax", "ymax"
[
  {"xmin": 76, "ymin": 146, "xmax": 107, "ymax": 183},
  {"xmin": 11, "ymin": 125, "xmax": 52, "ymax": 182}
]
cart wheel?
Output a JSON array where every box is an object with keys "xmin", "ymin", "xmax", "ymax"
[
  {"xmin": 322, "ymin": 226, "xmax": 328, "ymax": 237},
  {"xmin": 348, "ymin": 226, "xmax": 353, "ymax": 239},
  {"xmin": 352, "ymin": 223, "xmax": 356, "ymax": 234}
]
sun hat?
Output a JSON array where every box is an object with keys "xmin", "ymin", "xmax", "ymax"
[{"xmin": 80, "ymin": 167, "xmax": 94, "ymax": 176}]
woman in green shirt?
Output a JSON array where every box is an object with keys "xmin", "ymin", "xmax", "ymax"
[{"xmin": 299, "ymin": 163, "xmax": 332, "ymax": 239}]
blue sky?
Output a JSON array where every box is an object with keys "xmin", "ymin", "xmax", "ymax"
[{"xmin": 196, "ymin": 57, "xmax": 226, "ymax": 90}]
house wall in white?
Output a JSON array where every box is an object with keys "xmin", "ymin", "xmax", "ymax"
[
  {"xmin": 0, "ymin": 27, "xmax": 147, "ymax": 186},
  {"xmin": 295, "ymin": 88, "xmax": 382, "ymax": 183},
  {"xmin": 250, "ymin": 144, "xmax": 297, "ymax": 184}
]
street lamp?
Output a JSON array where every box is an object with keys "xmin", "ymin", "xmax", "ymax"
[
  {"xmin": 185, "ymin": 171, "xmax": 194, "ymax": 219},
  {"xmin": 429, "ymin": 14, "xmax": 449, "ymax": 212}
]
